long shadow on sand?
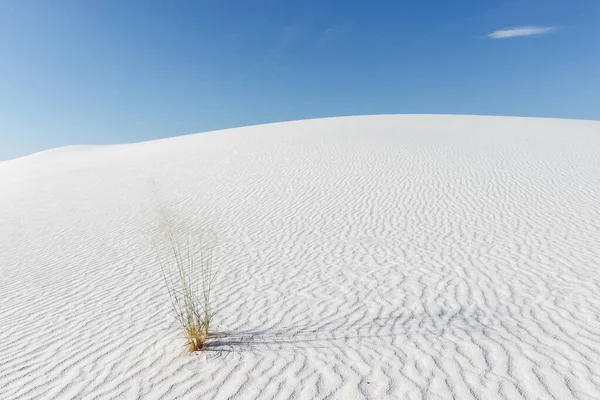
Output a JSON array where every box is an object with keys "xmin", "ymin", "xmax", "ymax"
[{"xmin": 204, "ymin": 306, "xmax": 503, "ymax": 356}]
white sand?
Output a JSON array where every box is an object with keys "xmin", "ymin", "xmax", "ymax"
[{"xmin": 1, "ymin": 115, "xmax": 600, "ymax": 399}]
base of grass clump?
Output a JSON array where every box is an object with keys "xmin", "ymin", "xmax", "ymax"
[{"xmin": 187, "ymin": 326, "xmax": 210, "ymax": 352}]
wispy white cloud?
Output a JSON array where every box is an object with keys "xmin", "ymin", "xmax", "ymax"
[
  {"xmin": 318, "ymin": 23, "xmax": 352, "ymax": 48},
  {"xmin": 488, "ymin": 26, "xmax": 557, "ymax": 39}
]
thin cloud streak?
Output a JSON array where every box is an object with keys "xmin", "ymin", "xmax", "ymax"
[
  {"xmin": 488, "ymin": 26, "xmax": 557, "ymax": 39},
  {"xmin": 318, "ymin": 23, "xmax": 352, "ymax": 48}
]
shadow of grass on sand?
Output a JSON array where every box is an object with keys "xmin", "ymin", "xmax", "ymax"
[{"xmin": 205, "ymin": 306, "xmax": 502, "ymax": 356}]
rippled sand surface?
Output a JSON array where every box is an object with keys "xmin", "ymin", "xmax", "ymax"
[{"xmin": 1, "ymin": 115, "xmax": 600, "ymax": 399}]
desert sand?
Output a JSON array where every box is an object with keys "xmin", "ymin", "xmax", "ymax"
[{"xmin": 1, "ymin": 115, "xmax": 600, "ymax": 399}]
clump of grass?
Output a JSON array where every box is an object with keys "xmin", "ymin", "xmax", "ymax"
[{"xmin": 155, "ymin": 210, "xmax": 218, "ymax": 352}]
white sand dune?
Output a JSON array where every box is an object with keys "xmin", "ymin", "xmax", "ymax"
[{"xmin": 1, "ymin": 114, "xmax": 600, "ymax": 399}]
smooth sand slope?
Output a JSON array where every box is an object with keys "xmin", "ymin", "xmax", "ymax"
[{"xmin": 1, "ymin": 115, "xmax": 600, "ymax": 399}]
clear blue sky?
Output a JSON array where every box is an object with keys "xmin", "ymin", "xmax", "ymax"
[{"xmin": 1, "ymin": 0, "xmax": 599, "ymax": 161}]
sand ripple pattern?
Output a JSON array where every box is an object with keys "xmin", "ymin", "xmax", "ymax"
[{"xmin": 1, "ymin": 115, "xmax": 600, "ymax": 399}]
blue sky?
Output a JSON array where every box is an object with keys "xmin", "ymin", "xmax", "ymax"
[{"xmin": 1, "ymin": 0, "xmax": 599, "ymax": 161}]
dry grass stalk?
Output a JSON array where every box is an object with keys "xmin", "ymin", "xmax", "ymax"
[{"xmin": 154, "ymin": 198, "xmax": 217, "ymax": 352}]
